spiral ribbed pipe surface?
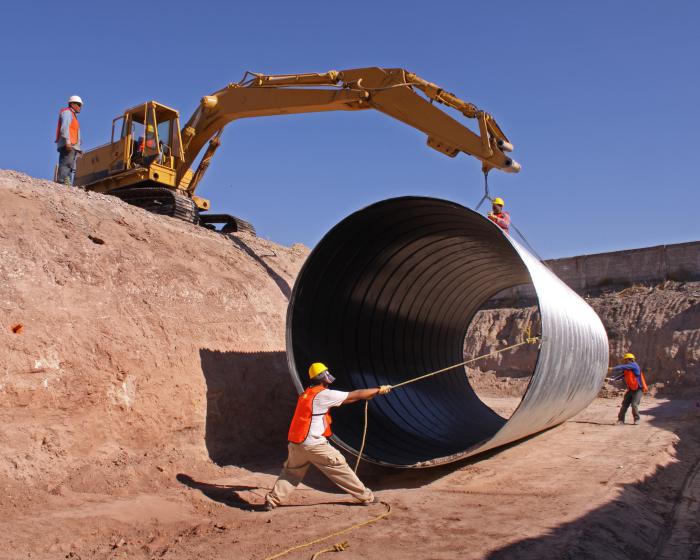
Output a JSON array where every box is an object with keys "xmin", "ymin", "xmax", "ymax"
[{"xmin": 286, "ymin": 197, "xmax": 608, "ymax": 467}]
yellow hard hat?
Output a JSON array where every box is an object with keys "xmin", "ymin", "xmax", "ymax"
[
  {"xmin": 308, "ymin": 362, "xmax": 329, "ymax": 379},
  {"xmin": 146, "ymin": 124, "xmax": 155, "ymax": 132},
  {"xmin": 623, "ymin": 353, "xmax": 636, "ymax": 361},
  {"xmin": 492, "ymin": 197, "xmax": 505, "ymax": 206}
]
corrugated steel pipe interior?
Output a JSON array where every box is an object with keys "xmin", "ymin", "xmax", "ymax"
[{"xmin": 286, "ymin": 197, "xmax": 608, "ymax": 468}]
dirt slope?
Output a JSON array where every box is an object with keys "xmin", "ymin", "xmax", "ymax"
[
  {"xmin": 0, "ymin": 170, "xmax": 307, "ymax": 515},
  {"xmin": 1, "ymin": 171, "xmax": 699, "ymax": 560}
]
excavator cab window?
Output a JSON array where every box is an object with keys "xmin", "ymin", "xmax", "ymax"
[
  {"xmin": 143, "ymin": 105, "xmax": 159, "ymax": 159},
  {"xmin": 157, "ymin": 120, "xmax": 172, "ymax": 157},
  {"xmin": 152, "ymin": 106, "xmax": 184, "ymax": 164},
  {"xmin": 111, "ymin": 116, "xmax": 125, "ymax": 143},
  {"xmin": 126, "ymin": 102, "xmax": 183, "ymax": 169}
]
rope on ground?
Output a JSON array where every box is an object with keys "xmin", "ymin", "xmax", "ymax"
[
  {"xmin": 261, "ymin": 502, "xmax": 392, "ymax": 560},
  {"xmin": 353, "ymin": 331, "xmax": 541, "ymax": 473},
  {"xmin": 310, "ymin": 541, "xmax": 350, "ymax": 559}
]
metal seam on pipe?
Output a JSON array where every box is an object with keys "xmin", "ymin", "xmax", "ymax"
[{"xmin": 286, "ymin": 197, "xmax": 609, "ymax": 468}]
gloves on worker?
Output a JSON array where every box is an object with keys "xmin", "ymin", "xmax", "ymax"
[{"xmin": 378, "ymin": 385, "xmax": 392, "ymax": 395}]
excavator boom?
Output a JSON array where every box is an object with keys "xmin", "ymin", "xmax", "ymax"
[{"xmin": 178, "ymin": 67, "xmax": 519, "ymax": 193}]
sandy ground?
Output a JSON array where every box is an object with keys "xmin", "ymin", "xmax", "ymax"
[{"xmin": 2, "ymin": 396, "xmax": 699, "ymax": 560}]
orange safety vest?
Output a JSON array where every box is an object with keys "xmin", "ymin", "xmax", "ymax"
[
  {"xmin": 139, "ymin": 136, "xmax": 156, "ymax": 152},
  {"xmin": 623, "ymin": 369, "xmax": 648, "ymax": 392},
  {"xmin": 55, "ymin": 107, "xmax": 80, "ymax": 145},
  {"xmin": 287, "ymin": 385, "xmax": 333, "ymax": 444},
  {"xmin": 488, "ymin": 210, "xmax": 511, "ymax": 233}
]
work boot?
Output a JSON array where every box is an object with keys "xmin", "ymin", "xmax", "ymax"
[
  {"xmin": 261, "ymin": 497, "xmax": 277, "ymax": 511},
  {"xmin": 633, "ymin": 419, "xmax": 640, "ymax": 425},
  {"xmin": 360, "ymin": 496, "xmax": 381, "ymax": 506},
  {"xmin": 616, "ymin": 420, "xmax": 625, "ymax": 425}
]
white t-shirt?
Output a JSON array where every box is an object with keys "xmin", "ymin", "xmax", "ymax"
[{"xmin": 303, "ymin": 388, "xmax": 349, "ymax": 446}]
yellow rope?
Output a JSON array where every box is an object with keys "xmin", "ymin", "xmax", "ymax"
[
  {"xmin": 354, "ymin": 400, "xmax": 370, "ymax": 474},
  {"xmin": 262, "ymin": 502, "xmax": 391, "ymax": 560},
  {"xmin": 353, "ymin": 333, "xmax": 540, "ymax": 473},
  {"xmin": 310, "ymin": 541, "xmax": 350, "ymax": 560}
]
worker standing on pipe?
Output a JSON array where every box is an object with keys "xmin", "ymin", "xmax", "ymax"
[
  {"xmin": 487, "ymin": 197, "xmax": 510, "ymax": 233},
  {"xmin": 609, "ymin": 353, "xmax": 648, "ymax": 425},
  {"xmin": 262, "ymin": 362, "xmax": 391, "ymax": 511},
  {"xmin": 55, "ymin": 95, "xmax": 83, "ymax": 186}
]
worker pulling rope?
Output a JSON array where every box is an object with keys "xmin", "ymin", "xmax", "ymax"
[{"xmin": 264, "ymin": 331, "xmax": 539, "ymax": 560}]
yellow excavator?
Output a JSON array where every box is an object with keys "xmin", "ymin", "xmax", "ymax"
[{"xmin": 75, "ymin": 67, "xmax": 520, "ymax": 234}]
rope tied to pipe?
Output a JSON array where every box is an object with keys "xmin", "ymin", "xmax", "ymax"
[{"xmin": 354, "ymin": 330, "xmax": 541, "ymax": 473}]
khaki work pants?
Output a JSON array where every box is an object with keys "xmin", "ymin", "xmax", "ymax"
[{"xmin": 266, "ymin": 441, "xmax": 374, "ymax": 506}]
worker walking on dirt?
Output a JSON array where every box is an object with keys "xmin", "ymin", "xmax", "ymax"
[
  {"xmin": 487, "ymin": 197, "xmax": 510, "ymax": 233},
  {"xmin": 263, "ymin": 362, "xmax": 391, "ymax": 511},
  {"xmin": 55, "ymin": 95, "xmax": 83, "ymax": 186},
  {"xmin": 609, "ymin": 353, "xmax": 648, "ymax": 425}
]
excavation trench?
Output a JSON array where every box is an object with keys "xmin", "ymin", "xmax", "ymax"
[{"xmin": 286, "ymin": 197, "xmax": 608, "ymax": 468}]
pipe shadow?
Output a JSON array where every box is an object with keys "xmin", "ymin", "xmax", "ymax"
[
  {"xmin": 355, "ymin": 428, "xmax": 559, "ymax": 491},
  {"xmin": 228, "ymin": 236, "xmax": 292, "ymax": 300},
  {"xmin": 484, "ymin": 397, "xmax": 700, "ymax": 560},
  {"xmin": 200, "ymin": 349, "xmax": 297, "ymax": 466},
  {"xmin": 176, "ymin": 473, "xmax": 261, "ymax": 509}
]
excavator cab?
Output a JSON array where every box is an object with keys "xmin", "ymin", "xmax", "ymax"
[
  {"xmin": 75, "ymin": 101, "xmax": 208, "ymax": 223},
  {"xmin": 124, "ymin": 102, "xmax": 184, "ymax": 169},
  {"xmin": 76, "ymin": 101, "xmax": 184, "ymax": 192}
]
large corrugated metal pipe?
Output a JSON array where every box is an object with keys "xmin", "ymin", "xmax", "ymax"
[{"xmin": 286, "ymin": 197, "xmax": 608, "ymax": 468}]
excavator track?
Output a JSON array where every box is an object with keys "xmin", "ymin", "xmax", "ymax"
[
  {"xmin": 199, "ymin": 213, "xmax": 256, "ymax": 236},
  {"xmin": 111, "ymin": 187, "xmax": 199, "ymax": 223},
  {"xmin": 109, "ymin": 187, "xmax": 256, "ymax": 235}
]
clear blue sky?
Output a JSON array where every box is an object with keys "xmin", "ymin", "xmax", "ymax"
[{"xmin": 1, "ymin": 0, "xmax": 698, "ymax": 257}]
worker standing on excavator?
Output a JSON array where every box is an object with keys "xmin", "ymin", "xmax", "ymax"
[
  {"xmin": 263, "ymin": 362, "xmax": 391, "ymax": 511},
  {"xmin": 609, "ymin": 353, "xmax": 648, "ymax": 425},
  {"xmin": 55, "ymin": 95, "xmax": 83, "ymax": 186},
  {"xmin": 487, "ymin": 197, "xmax": 510, "ymax": 233}
]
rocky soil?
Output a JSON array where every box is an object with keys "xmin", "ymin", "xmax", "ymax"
[
  {"xmin": 1, "ymin": 170, "xmax": 698, "ymax": 559},
  {"xmin": 464, "ymin": 281, "xmax": 699, "ymax": 402}
]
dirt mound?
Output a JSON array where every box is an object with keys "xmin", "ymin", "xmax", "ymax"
[{"xmin": 0, "ymin": 170, "xmax": 308, "ymax": 515}]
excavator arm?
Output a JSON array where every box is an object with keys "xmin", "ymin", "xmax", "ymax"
[{"xmin": 177, "ymin": 67, "xmax": 520, "ymax": 195}]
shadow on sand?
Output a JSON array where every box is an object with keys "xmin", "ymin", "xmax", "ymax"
[
  {"xmin": 484, "ymin": 397, "xmax": 700, "ymax": 560},
  {"xmin": 199, "ymin": 349, "xmax": 296, "ymax": 467},
  {"xmin": 196, "ymin": 346, "xmax": 700, "ymax": 557},
  {"xmin": 228, "ymin": 236, "xmax": 292, "ymax": 300}
]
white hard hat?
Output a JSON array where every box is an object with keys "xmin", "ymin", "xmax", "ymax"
[{"xmin": 68, "ymin": 95, "xmax": 83, "ymax": 105}]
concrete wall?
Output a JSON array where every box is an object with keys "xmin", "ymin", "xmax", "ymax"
[{"xmin": 493, "ymin": 240, "xmax": 700, "ymax": 302}]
